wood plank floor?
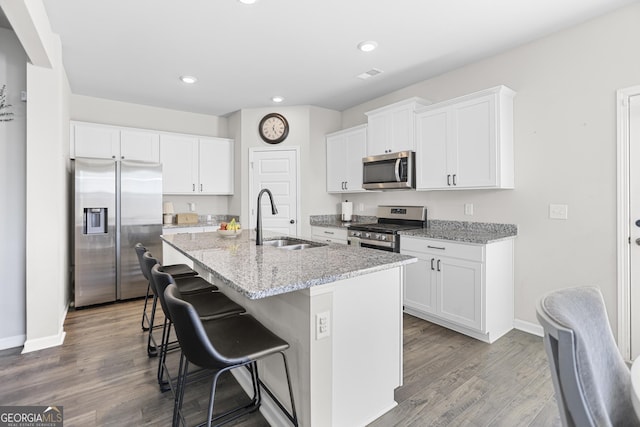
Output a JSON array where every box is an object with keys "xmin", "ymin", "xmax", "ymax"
[{"xmin": 0, "ymin": 299, "xmax": 560, "ymax": 426}]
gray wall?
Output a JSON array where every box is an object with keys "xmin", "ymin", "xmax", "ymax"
[
  {"xmin": 0, "ymin": 27, "xmax": 27, "ymax": 349},
  {"xmin": 339, "ymin": 3, "xmax": 640, "ymax": 333}
]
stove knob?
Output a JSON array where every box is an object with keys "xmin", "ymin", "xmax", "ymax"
[
  {"xmin": 375, "ymin": 234, "xmax": 382, "ymax": 240},
  {"xmin": 354, "ymin": 231, "xmax": 361, "ymax": 237},
  {"xmin": 380, "ymin": 235, "xmax": 387, "ymax": 241},
  {"xmin": 364, "ymin": 232, "xmax": 371, "ymax": 239}
]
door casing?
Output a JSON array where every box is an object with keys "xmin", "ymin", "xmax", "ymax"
[{"xmin": 616, "ymin": 85, "xmax": 640, "ymax": 360}]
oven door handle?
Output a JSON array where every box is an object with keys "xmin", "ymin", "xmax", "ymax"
[
  {"xmin": 395, "ymin": 158, "xmax": 401, "ymax": 182},
  {"xmin": 360, "ymin": 239, "xmax": 395, "ymax": 249}
]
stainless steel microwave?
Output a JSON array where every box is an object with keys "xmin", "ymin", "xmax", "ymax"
[{"xmin": 362, "ymin": 151, "xmax": 415, "ymax": 190}]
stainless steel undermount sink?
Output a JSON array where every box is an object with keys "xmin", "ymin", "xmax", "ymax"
[{"xmin": 262, "ymin": 238, "xmax": 327, "ymax": 250}]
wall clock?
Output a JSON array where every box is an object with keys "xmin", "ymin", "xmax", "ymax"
[{"xmin": 259, "ymin": 113, "xmax": 289, "ymax": 144}]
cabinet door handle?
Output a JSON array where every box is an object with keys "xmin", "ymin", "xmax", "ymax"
[
  {"xmin": 452, "ymin": 174, "xmax": 457, "ymax": 186},
  {"xmin": 344, "ymin": 181, "xmax": 348, "ymax": 190},
  {"xmin": 192, "ymin": 184, "xmax": 195, "ymax": 192},
  {"xmin": 430, "ymin": 258, "xmax": 435, "ymax": 271},
  {"xmin": 200, "ymin": 184, "xmax": 203, "ymax": 192},
  {"xmin": 447, "ymin": 174, "xmax": 451, "ymax": 186},
  {"xmin": 323, "ymin": 231, "xmax": 335, "ymax": 235},
  {"xmin": 427, "ymin": 245, "xmax": 446, "ymax": 250},
  {"xmin": 437, "ymin": 259, "xmax": 441, "ymax": 272}
]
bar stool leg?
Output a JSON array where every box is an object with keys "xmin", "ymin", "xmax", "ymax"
[
  {"xmin": 147, "ymin": 293, "xmax": 159, "ymax": 357},
  {"xmin": 141, "ymin": 282, "xmax": 152, "ymax": 331}
]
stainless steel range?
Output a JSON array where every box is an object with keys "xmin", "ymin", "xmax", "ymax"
[{"xmin": 348, "ymin": 205, "xmax": 426, "ymax": 252}]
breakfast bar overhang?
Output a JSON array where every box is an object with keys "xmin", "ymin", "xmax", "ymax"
[{"xmin": 161, "ymin": 231, "xmax": 416, "ymax": 427}]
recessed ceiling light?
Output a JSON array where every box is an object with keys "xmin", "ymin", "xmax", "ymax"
[
  {"xmin": 179, "ymin": 75, "xmax": 197, "ymax": 84},
  {"xmin": 238, "ymin": 0, "xmax": 258, "ymax": 4},
  {"xmin": 357, "ymin": 41, "xmax": 378, "ymax": 53},
  {"xmin": 271, "ymin": 96, "xmax": 284, "ymax": 103}
]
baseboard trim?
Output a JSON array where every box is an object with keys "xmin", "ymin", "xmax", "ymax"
[
  {"xmin": 22, "ymin": 303, "xmax": 69, "ymax": 354},
  {"xmin": 0, "ymin": 334, "xmax": 26, "ymax": 350},
  {"xmin": 514, "ymin": 318, "xmax": 543, "ymax": 337},
  {"xmin": 22, "ymin": 330, "xmax": 66, "ymax": 353}
]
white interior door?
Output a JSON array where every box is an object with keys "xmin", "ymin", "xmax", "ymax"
[
  {"xmin": 629, "ymin": 94, "xmax": 640, "ymax": 359},
  {"xmin": 249, "ymin": 148, "xmax": 299, "ymax": 236}
]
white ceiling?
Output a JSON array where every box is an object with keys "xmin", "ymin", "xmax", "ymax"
[{"xmin": 40, "ymin": 0, "xmax": 637, "ymax": 117}]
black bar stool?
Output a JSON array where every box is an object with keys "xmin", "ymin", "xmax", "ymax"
[
  {"xmin": 135, "ymin": 243, "xmax": 198, "ymax": 332},
  {"xmin": 137, "ymin": 248, "xmax": 217, "ymax": 357},
  {"xmin": 164, "ymin": 283, "xmax": 298, "ymax": 427},
  {"xmin": 149, "ymin": 262, "xmax": 245, "ymax": 392}
]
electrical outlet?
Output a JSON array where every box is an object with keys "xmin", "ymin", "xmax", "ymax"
[
  {"xmin": 464, "ymin": 203, "xmax": 474, "ymax": 216},
  {"xmin": 549, "ymin": 204, "xmax": 568, "ymax": 220},
  {"xmin": 316, "ymin": 311, "xmax": 330, "ymax": 340}
]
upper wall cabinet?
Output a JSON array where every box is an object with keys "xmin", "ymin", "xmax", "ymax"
[
  {"xmin": 71, "ymin": 121, "xmax": 160, "ymax": 163},
  {"xmin": 160, "ymin": 134, "xmax": 233, "ymax": 195},
  {"xmin": 415, "ymin": 86, "xmax": 515, "ymax": 190},
  {"xmin": 365, "ymin": 97, "xmax": 431, "ymax": 156},
  {"xmin": 326, "ymin": 124, "xmax": 367, "ymax": 193}
]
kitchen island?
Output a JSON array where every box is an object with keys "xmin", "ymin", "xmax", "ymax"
[{"xmin": 161, "ymin": 231, "xmax": 416, "ymax": 427}]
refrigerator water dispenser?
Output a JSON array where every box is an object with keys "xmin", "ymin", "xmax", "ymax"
[{"xmin": 84, "ymin": 208, "xmax": 107, "ymax": 234}]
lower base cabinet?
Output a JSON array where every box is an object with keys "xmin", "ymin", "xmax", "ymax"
[{"xmin": 400, "ymin": 236, "xmax": 514, "ymax": 343}]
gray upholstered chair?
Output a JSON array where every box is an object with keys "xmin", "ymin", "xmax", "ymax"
[{"xmin": 536, "ymin": 286, "xmax": 640, "ymax": 427}]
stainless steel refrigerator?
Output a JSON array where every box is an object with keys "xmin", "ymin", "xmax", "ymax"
[{"xmin": 72, "ymin": 158, "xmax": 162, "ymax": 307}]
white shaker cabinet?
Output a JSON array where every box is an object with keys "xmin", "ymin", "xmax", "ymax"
[
  {"xmin": 400, "ymin": 236, "xmax": 514, "ymax": 343},
  {"xmin": 365, "ymin": 97, "xmax": 430, "ymax": 156},
  {"xmin": 160, "ymin": 135, "xmax": 234, "ymax": 195},
  {"xmin": 415, "ymin": 86, "xmax": 515, "ymax": 190},
  {"xmin": 199, "ymin": 137, "xmax": 234, "ymax": 195},
  {"xmin": 120, "ymin": 129, "xmax": 160, "ymax": 162},
  {"xmin": 71, "ymin": 121, "xmax": 160, "ymax": 163},
  {"xmin": 326, "ymin": 125, "xmax": 367, "ymax": 193},
  {"xmin": 160, "ymin": 134, "xmax": 199, "ymax": 194}
]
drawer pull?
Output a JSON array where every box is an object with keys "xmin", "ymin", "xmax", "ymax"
[
  {"xmin": 427, "ymin": 245, "xmax": 446, "ymax": 250},
  {"xmin": 323, "ymin": 231, "xmax": 335, "ymax": 235}
]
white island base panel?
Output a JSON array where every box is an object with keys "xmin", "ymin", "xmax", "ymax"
[{"xmin": 194, "ymin": 263, "xmax": 403, "ymax": 427}]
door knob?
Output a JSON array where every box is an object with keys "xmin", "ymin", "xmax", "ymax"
[
  {"xmin": 635, "ymin": 220, "xmax": 640, "ymax": 227},
  {"xmin": 636, "ymin": 238, "xmax": 640, "ymax": 246},
  {"xmin": 290, "ymin": 219, "xmax": 295, "ymax": 224}
]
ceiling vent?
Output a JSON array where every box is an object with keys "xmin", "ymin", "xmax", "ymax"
[{"xmin": 357, "ymin": 68, "xmax": 384, "ymax": 80}]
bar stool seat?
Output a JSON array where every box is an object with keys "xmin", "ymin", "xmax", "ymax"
[
  {"xmin": 172, "ymin": 275, "xmax": 219, "ymax": 295},
  {"xmin": 165, "ymin": 283, "xmax": 298, "ymax": 427}
]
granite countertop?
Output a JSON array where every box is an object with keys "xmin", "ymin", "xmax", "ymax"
[
  {"xmin": 163, "ymin": 214, "xmax": 238, "ymax": 229},
  {"xmin": 310, "ymin": 214, "xmax": 377, "ymax": 229},
  {"xmin": 163, "ymin": 222, "xmax": 218, "ymax": 229},
  {"xmin": 161, "ymin": 231, "xmax": 416, "ymax": 299},
  {"xmin": 399, "ymin": 220, "xmax": 517, "ymax": 244}
]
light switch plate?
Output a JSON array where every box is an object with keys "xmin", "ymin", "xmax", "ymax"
[{"xmin": 549, "ymin": 204, "xmax": 569, "ymax": 220}]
